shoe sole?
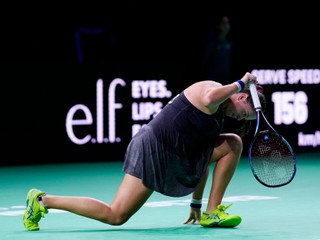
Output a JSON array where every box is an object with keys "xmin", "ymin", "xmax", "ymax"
[{"xmin": 200, "ymin": 217, "xmax": 241, "ymax": 228}]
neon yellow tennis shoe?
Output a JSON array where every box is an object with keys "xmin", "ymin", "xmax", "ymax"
[
  {"xmin": 200, "ymin": 204, "xmax": 241, "ymax": 228},
  {"xmin": 23, "ymin": 189, "xmax": 48, "ymax": 231}
]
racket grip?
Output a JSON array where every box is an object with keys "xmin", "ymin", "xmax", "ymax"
[{"xmin": 249, "ymin": 83, "xmax": 261, "ymax": 110}]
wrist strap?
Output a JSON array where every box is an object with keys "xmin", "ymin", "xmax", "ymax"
[
  {"xmin": 190, "ymin": 199, "xmax": 202, "ymax": 208},
  {"xmin": 235, "ymin": 80, "xmax": 245, "ymax": 92}
]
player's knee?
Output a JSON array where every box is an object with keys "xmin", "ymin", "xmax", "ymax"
[
  {"xmin": 109, "ymin": 218, "xmax": 128, "ymax": 226},
  {"xmin": 227, "ymin": 133, "xmax": 243, "ymax": 154},
  {"xmin": 98, "ymin": 207, "xmax": 131, "ymax": 226},
  {"xmin": 105, "ymin": 213, "xmax": 131, "ymax": 226}
]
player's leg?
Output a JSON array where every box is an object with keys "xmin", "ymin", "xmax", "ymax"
[
  {"xmin": 43, "ymin": 173, "xmax": 153, "ymax": 225},
  {"xmin": 199, "ymin": 133, "xmax": 242, "ymax": 228},
  {"xmin": 24, "ymin": 174, "xmax": 153, "ymax": 230},
  {"xmin": 207, "ymin": 133, "xmax": 242, "ymax": 211},
  {"xmin": 107, "ymin": 173, "xmax": 154, "ymax": 225}
]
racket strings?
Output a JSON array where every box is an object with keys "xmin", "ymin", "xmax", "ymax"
[{"xmin": 250, "ymin": 134, "xmax": 295, "ymax": 187}]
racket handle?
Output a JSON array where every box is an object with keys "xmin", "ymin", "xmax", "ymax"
[{"xmin": 249, "ymin": 83, "xmax": 261, "ymax": 110}]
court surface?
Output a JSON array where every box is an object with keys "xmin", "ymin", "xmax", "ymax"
[{"xmin": 1, "ymin": 152, "xmax": 319, "ymax": 240}]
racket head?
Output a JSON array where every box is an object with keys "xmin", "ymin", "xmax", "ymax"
[{"xmin": 248, "ymin": 130, "xmax": 297, "ymax": 188}]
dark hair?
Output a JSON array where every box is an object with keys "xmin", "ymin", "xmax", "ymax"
[{"xmin": 234, "ymin": 84, "xmax": 266, "ymax": 137}]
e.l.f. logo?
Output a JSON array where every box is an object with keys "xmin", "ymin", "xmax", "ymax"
[{"xmin": 65, "ymin": 78, "xmax": 126, "ymax": 145}]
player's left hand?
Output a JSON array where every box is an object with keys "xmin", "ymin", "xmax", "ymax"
[{"xmin": 183, "ymin": 208, "xmax": 201, "ymax": 224}]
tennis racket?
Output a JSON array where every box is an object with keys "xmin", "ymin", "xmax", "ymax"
[{"xmin": 248, "ymin": 83, "xmax": 296, "ymax": 188}]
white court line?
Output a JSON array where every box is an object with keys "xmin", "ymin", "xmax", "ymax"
[
  {"xmin": 144, "ymin": 195, "xmax": 278, "ymax": 207},
  {"xmin": 0, "ymin": 195, "xmax": 278, "ymax": 216}
]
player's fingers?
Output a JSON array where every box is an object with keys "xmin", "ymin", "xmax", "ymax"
[{"xmin": 183, "ymin": 218, "xmax": 191, "ymax": 224}]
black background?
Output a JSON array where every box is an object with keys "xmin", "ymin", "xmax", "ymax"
[
  {"xmin": 1, "ymin": 3, "xmax": 319, "ymax": 68},
  {"xmin": 1, "ymin": 3, "xmax": 319, "ymax": 165}
]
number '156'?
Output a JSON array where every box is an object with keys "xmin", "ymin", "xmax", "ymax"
[{"xmin": 272, "ymin": 91, "xmax": 308, "ymax": 125}]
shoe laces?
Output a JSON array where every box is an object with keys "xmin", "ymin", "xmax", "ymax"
[
  {"xmin": 217, "ymin": 204, "xmax": 232, "ymax": 211},
  {"xmin": 204, "ymin": 204, "xmax": 233, "ymax": 218},
  {"xmin": 216, "ymin": 204, "xmax": 232, "ymax": 214}
]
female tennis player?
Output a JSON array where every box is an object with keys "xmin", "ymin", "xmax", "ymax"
[{"xmin": 23, "ymin": 72, "xmax": 266, "ymax": 231}]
